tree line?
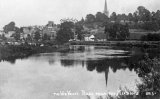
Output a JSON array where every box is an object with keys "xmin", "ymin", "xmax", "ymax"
[
  {"xmin": 83, "ymin": 6, "xmax": 160, "ymax": 31},
  {"xmin": 1, "ymin": 6, "xmax": 160, "ymax": 44}
]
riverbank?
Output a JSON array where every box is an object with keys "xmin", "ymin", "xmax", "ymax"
[
  {"xmin": 94, "ymin": 94, "xmax": 160, "ymax": 99},
  {"xmin": 70, "ymin": 41, "xmax": 160, "ymax": 48},
  {"xmin": 0, "ymin": 45, "xmax": 160, "ymax": 99},
  {"xmin": 0, "ymin": 44, "xmax": 69, "ymax": 62}
]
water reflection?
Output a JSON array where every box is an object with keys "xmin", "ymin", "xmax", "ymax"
[
  {"xmin": 58, "ymin": 46, "xmax": 160, "ymax": 90},
  {"xmin": 60, "ymin": 46, "xmax": 159, "ymax": 70},
  {"xmin": 0, "ymin": 45, "xmax": 160, "ymax": 99}
]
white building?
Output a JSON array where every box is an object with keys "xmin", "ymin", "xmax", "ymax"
[
  {"xmin": 84, "ymin": 34, "xmax": 95, "ymax": 41},
  {"xmin": 5, "ymin": 31, "xmax": 15, "ymax": 38}
]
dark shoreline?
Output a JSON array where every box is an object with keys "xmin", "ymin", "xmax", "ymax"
[
  {"xmin": 0, "ymin": 44, "xmax": 70, "ymax": 62},
  {"xmin": 0, "ymin": 41, "xmax": 160, "ymax": 63},
  {"xmin": 70, "ymin": 41, "xmax": 160, "ymax": 48}
]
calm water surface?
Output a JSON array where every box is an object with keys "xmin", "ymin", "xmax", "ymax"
[{"xmin": 0, "ymin": 45, "xmax": 159, "ymax": 99}]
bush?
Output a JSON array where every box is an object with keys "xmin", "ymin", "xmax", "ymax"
[
  {"xmin": 136, "ymin": 56, "xmax": 160, "ymax": 96},
  {"xmin": 141, "ymin": 33, "xmax": 160, "ymax": 41}
]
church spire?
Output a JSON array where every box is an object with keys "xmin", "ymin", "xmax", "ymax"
[{"xmin": 104, "ymin": 0, "xmax": 109, "ymax": 17}]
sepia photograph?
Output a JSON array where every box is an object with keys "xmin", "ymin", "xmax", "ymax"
[{"xmin": 0, "ymin": 0, "xmax": 160, "ymax": 99}]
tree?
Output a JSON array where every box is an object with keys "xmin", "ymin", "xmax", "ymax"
[
  {"xmin": 85, "ymin": 14, "xmax": 96, "ymax": 23},
  {"xmin": 116, "ymin": 14, "xmax": 128, "ymax": 22},
  {"xmin": 116, "ymin": 14, "xmax": 126, "ymax": 22},
  {"xmin": 26, "ymin": 34, "xmax": 32, "ymax": 42},
  {"xmin": 34, "ymin": 31, "xmax": 41, "ymax": 41},
  {"xmin": 19, "ymin": 27, "xmax": 24, "ymax": 33},
  {"xmin": 95, "ymin": 12, "xmax": 108, "ymax": 22},
  {"xmin": 105, "ymin": 23, "xmax": 117, "ymax": 39},
  {"xmin": 118, "ymin": 24, "xmax": 129, "ymax": 40},
  {"xmin": 11, "ymin": 27, "xmax": 20, "ymax": 41},
  {"xmin": 137, "ymin": 57, "xmax": 160, "ymax": 96},
  {"xmin": 75, "ymin": 23, "xmax": 84, "ymax": 40},
  {"xmin": 137, "ymin": 6, "xmax": 151, "ymax": 22},
  {"xmin": 0, "ymin": 34, "xmax": 6, "ymax": 40},
  {"xmin": 141, "ymin": 33, "xmax": 160, "ymax": 41},
  {"xmin": 133, "ymin": 11, "xmax": 139, "ymax": 23},
  {"xmin": 121, "ymin": 14, "xmax": 127, "ymax": 21},
  {"xmin": 78, "ymin": 18, "xmax": 85, "ymax": 25},
  {"xmin": 143, "ymin": 21, "xmax": 159, "ymax": 31},
  {"xmin": 12, "ymin": 33, "xmax": 20, "ymax": 41},
  {"xmin": 3, "ymin": 21, "xmax": 16, "ymax": 33},
  {"xmin": 128, "ymin": 13, "xmax": 134, "ymax": 21},
  {"xmin": 154, "ymin": 10, "xmax": 160, "ymax": 26},
  {"xmin": 110, "ymin": 12, "xmax": 117, "ymax": 22},
  {"xmin": 56, "ymin": 21, "xmax": 74, "ymax": 44},
  {"xmin": 105, "ymin": 23, "xmax": 129, "ymax": 40},
  {"xmin": 42, "ymin": 33, "xmax": 50, "ymax": 41}
]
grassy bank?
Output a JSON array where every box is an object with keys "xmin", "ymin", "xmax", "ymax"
[
  {"xmin": 92, "ymin": 94, "xmax": 160, "ymax": 99},
  {"xmin": 0, "ymin": 44, "xmax": 69, "ymax": 62},
  {"xmin": 70, "ymin": 41, "xmax": 160, "ymax": 48}
]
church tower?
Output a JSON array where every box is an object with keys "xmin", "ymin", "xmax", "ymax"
[{"xmin": 104, "ymin": 0, "xmax": 109, "ymax": 17}]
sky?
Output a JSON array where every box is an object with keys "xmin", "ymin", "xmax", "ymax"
[{"xmin": 0, "ymin": 0, "xmax": 160, "ymax": 29}]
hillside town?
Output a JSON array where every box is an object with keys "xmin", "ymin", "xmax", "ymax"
[
  {"xmin": 0, "ymin": 0, "xmax": 160, "ymax": 46},
  {"xmin": 0, "ymin": 21, "xmax": 58, "ymax": 45}
]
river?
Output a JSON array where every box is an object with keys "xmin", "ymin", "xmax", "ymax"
[{"xmin": 0, "ymin": 45, "xmax": 159, "ymax": 99}]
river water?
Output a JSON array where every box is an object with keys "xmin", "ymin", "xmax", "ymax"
[{"xmin": 0, "ymin": 45, "xmax": 159, "ymax": 99}]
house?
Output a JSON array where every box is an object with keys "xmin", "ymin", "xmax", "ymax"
[
  {"xmin": 88, "ymin": 27, "xmax": 107, "ymax": 41},
  {"xmin": 5, "ymin": 31, "xmax": 15, "ymax": 38},
  {"xmin": 20, "ymin": 26, "xmax": 44, "ymax": 40},
  {"xmin": 84, "ymin": 34, "xmax": 95, "ymax": 41},
  {"xmin": 42, "ymin": 21, "xmax": 58, "ymax": 40},
  {"xmin": 21, "ymin": 27, "xmax": 34, "ymax": 39}
]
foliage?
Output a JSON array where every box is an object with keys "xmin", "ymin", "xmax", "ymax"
[
  {"xmin": 11, "ymin": 33, "xmax": 20, "ymax": 41},
  {"xmin": 42, "ymin": 33, "xmax": 50, "ymax": 41},
  {"xmin": 34, "ymin": 31, "xmax": 41, "ymax": 41},
  {"xmin": 78, "ymin": 18, "xmax": 85, "ymax": 25},
  {"xmin": 110, "ymin": 12, "xmax": 117, "ymax": 22},
  {"xmin": 95, "ymin": 12, "xmax": 108, "ymax": 22},
  {"xmin": 81, "ymin": 6, "xmax": 160, "ymax": 31},
  {"xmin": 137, "ymin": 6, "xmax": 151, "ymax": 22},
  {"xmin": 136, "ymin": 56, "xmax": 160, "ymax": 96},
  {"xmin": 3, "ymin": 21, "xmax": 16, "ymax": 33},
  {"xmin": 2, "ymin": 6, "xmax": 160, "ymax": 43},
  {"xmin": 143, "ymin": 21, "xmax": 159, "ymax": 31},
  {"xmin": 26, "ymin": 34, "xmax": 32, "ymax": 42},
  {"xmin": 105, "ymin": 23, "xmax": 129, "ymax": 40},
  {"xmin": 141, "ymin": 33, "xmax": 160, "ymax": 41},
  {"xmin": 75, "ymin": 23, "xmax": 84, "ymax": 40},
  {"xmin": 128, "ymin": 13, "xmax": 134, "ymax": 22},
  {"xmin": 105, "ymin": 23, "xmax": 117, "ymax": 39},
  {"xmin": 85, "ymin": 14, "xmax": 96, "ymax": 24},
  {"xmin": 11, "ymin": 27, "xmax": 20, "ymax": 41},
  {"xmin": 0, "ymin": 34, "xmax": 6, "ymax": 40},
  {"xmin": 118, "ymin": 24, "xmax": 130, "ymax": 40},
  {"xmin": 56, "ymin": 21, "xmax": 74, "ymax": 44}
]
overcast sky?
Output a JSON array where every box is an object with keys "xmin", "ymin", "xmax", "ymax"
[{"xmin": 0, "ymin": 0, "xmax": 159, "ymax": 29}]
